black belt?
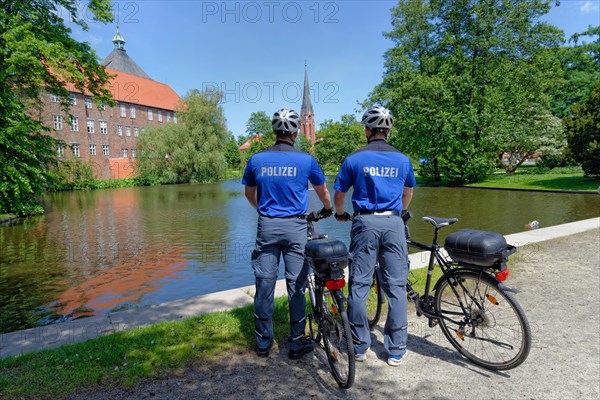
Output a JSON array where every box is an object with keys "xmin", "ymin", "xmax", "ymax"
[
  {"xmin": 353, "ymin": 210, "xmax": 401, "ymax": 217},
  {"xmin": 259, "ymin": 214, "xmax": 306, "ymax": 219}
]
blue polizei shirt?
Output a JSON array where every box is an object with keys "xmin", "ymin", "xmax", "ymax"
[
  {"xmin": 242, "ymin": 141, "xmax": 326, "ymax": 217},
  {"xmin": 334, "ymin": 140, "xmax": 416, "ymax": 211}
]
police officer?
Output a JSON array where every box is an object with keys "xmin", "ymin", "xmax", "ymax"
[
  {"xmin": 242, "ymin": 108, "xmax": 333, "ymax": 359},
  {"xmin": 333, "ymin": 106, "xmax": 416, "ymax": 366}
]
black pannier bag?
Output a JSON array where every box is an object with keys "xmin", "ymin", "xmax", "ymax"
[
  {"xmin": 305, "ymin": 238, "xmax": 348, "ymax": 279},
  {"xmin": 444, "ymin": 228, "xmax": 516, "ymax": 268}
]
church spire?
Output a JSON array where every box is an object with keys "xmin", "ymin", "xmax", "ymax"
[
  {"xmin": 301, "ymin": 63, "xmax": 314, "ymax": 116},
  {"xmin": 300, "ymin": 63, "xmax": 316, "ymax": 145}
]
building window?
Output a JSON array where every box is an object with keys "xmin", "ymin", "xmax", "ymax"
[
  {"xmin": 99, "ymin": 120, "xmax": 108, "ymax": 134},
  {"xmin": 89, "ymin": 144, "xmax": 96, "ymax": 156},
  {"xmin": 69, "ymin": 93, "xmax": 76, "ymax": 106},
  {"xmin": 87, "ymin": 118, "xmax": 94, "ymax": 133},
  {"xmin": 134, "ymin": 127, "xmax": 139, "ymax": 137},
  {"xmin": 57, "ymin": 144, "xmax": 65, "ymax": 157},
  {"xmin": 121, "ymin": 148, "xmax": 128, "ymax": 158},
  {"xmin": 120, "ymin": 104, "xmax": 126, "ymax": 117},
  {"xmin": 131, "ymin": 149, "xmax": 137, "ymax": 158},
  {"xmin": 50, "ymin": 94, "xmax": 59, "ymax": 103},
  {"xmin": 148, "ymin": 109, "xmax": 153, "ymax": 121},
  {"xmin": 130, "ymin": 105, "xmax": 136, "ymax": 118},
  {"xmin": 72, "ymin": 143, "xmax": 80, "ymax": 157},
  {"xmin": 117, "ymin": 124, "xmax": 123, "ymax": 136},
  {"xmin": 158, "ymin": 110, "xmax": 163, "ymax": 122},
  {"xmin": 85, "ymin": 97, "xmax": 92, "ymax": 109},
  {"xmin": 173, "ymin": 113, "xmax": 177, "ymax": 123},
  {"xmin": 125, "ymin": 126, "xmax": 131, "ymax": 136},
  {"xmin": 102, "ymin": 144, "xmax": 109, "ymax": 156},
  {"xmin": 70, "ymin": 116, "xmax": 79, "ymax": 131},
  {"xmin": 53, "ymin": 115, "xmax": 63, "ymax": 130},
  {"xmin": 99, "ymin": 103, "xmax": 106, "ymax": 111},
  {"xmin": 167, "ymin": 112, "xmax": 172, "ymax": 122}
]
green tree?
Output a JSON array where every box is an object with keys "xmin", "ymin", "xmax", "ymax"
[
  {"xmin": 0, "ymin": 0, "xmax": 115, "ymax": 216},
  {"xmin": 246, "ymin": 111, "xmax": 272, "ymax": 137},
  {"xmin": 244, "ymin": 111, "xmax": 274, "ymax": 158},
  {"xmin": 564, "ymin": 81, "xmax": 600, "ymax": 177},
  {"xmin": 294, "ymin": 135, "xmax": 313, "ymax": 154},
  {"xmin": 314, "ymin": 115, "xmax": 366, "ymax": 172},
  {"xmin": 137, "ymin": 90, "xmax": 228, "ymax": 184},
  {"xmin": 552, "ymin": 26, "xmax": 600, "ymax": 117},
  {"xmin": 371, "ymin": 0, "xmax": 563, "ymax": 183},
  {"xmin": 492, "ymin": 107, "xmax": 565, "ymax": 173},
  {"xmin": 224, "ymin": 134, "xmax": 242, "ymax": 168}
]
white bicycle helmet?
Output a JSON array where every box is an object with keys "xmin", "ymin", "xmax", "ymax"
[
  {"xmin": 361, "ymin": 106, "xmax": 394, "ymax": 130},
  {"xmin": 272, "ymin": 108, "xmax": 300, "ymax": 134}
]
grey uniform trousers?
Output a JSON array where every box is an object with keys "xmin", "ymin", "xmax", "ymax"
[
  {"xmin": 347, "ymin": 214, "xmax": 409, "ymax": 356},
  {"xmin": 252, "ymin": 216, "xmax": 309, "ymax": 350}
]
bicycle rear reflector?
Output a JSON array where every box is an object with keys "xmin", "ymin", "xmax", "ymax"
[
  {"xmin": 326, "ymin": 278, "xmax": 346, "ymax": 291},
  {"xmin": 495, "ymin": 269, "xmax": 509, "ymax": 282}
]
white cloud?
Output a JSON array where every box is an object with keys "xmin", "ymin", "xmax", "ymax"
[{"xmin": 580, "ymin": 1, "xmax": 600, "ymax": 14}]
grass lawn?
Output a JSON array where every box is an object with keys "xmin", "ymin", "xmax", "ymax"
[
  {"xmin": 466, "ymin": 172, "xmax": 599, "ymax": 192},
  {"xmin": 0, "ymin": 271, "xmax": 442, "ymax": 399},
  {"xmin": 0, "ymin": 297, "xmax": 291, "ymax": 399},
  {"xmin": 0, "ymin": 214, "xmax": 14, "ymax": 219}
]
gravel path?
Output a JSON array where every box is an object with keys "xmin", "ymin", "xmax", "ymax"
[{"xmin": 69, "ymin": 229, "xmax": 600, "ymax": 400}]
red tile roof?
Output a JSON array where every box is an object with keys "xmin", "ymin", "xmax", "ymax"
[
  {"xmin": 67, "ymin": 68, "xmax": 181, "ymax": 111},
  {"xmin": 239, "ymin": 134, "xmax": 262, "ymax": 150}
]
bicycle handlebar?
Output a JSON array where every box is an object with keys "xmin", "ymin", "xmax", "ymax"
[
  {"xmin": 307, "ymin": 208, "xmax": 333, "ymax": 223},
  {"xmin": 306, "ymin": 211, "xmax": 322, "ymax": 223}
]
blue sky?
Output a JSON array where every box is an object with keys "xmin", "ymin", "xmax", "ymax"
[{"xmin": 68, "ymin": 0, "xmax": 599, "ymax": 138}]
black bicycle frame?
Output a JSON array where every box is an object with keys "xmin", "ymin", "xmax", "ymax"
[{"xmin": 407, "ymin": 228, "xmax": 495, "ymax": 327}]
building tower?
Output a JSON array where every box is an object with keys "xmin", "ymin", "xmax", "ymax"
[
  {"xmin": 300, "ymin": 64, "xmax": 316, "ymax": 145},
  {"xmin": 102, "ymin": 29, "xmax": 151, "ymax": 79}
]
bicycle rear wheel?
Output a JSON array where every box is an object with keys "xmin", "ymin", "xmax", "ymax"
[
  {"xmin": 434, "ymin": 270, "xmax": 531, "ymax": 370},
  {"xmin": 318, "ymin": 286, "xmax": 355, "ymax": 389},
  {"xmin": 367, "ymin": 268, "xmax": 384, "ymax": 328}
]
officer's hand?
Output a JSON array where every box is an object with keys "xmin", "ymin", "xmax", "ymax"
[
  {"xmin": 335, "ymin": 212, "xmax": 352, "ymax": 222},
  {"xmin": 319, "ymin": 207, "xmax": 333, "ymax": 218},
  {"xmin": 401, "ymin": 210, "xmax": 413, "ymax": 223}
]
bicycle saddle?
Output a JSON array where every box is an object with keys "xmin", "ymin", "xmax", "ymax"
[{"xmin": 422, "ymin": 216, "xmax": 458, "ymax": 228}]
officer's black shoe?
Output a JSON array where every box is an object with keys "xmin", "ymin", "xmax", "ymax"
[
  {"xmin": 256, "ymin": 340, "xmax": 273, "ymax": 357},
  {"xmin": 288, "ymin": 337, "xmax": 315, "ymax": 360}
]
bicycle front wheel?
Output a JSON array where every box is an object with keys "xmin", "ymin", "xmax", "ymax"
[
  {"xmin": 434, "ymin": 270, "xmax": 531, "ymax": 370},
  {"xmin": 318, "ymin": 287, "xmax": 355, "ymax": 389}
]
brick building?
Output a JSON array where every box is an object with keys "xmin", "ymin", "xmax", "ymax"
[{"xmin": 42, "ymin": 30, "xmax": 181, "ymax": 179}]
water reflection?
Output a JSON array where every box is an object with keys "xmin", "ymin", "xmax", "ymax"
[{"xmin": 0, "ymin": 181, "xmax": 598, "ymax": 333}]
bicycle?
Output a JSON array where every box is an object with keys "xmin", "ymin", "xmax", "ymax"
[
  {"xmin": 367, "ymin": 212, "xmax": 532, "ymax": 370},
  {"xmin": 304, "ymin": 211, "xmax": 355, "ymax": 389}
]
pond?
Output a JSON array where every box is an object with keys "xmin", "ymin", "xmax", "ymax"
[{"xmin": 0, "ymin": 180, "xmax": 598, "ymax": 333}]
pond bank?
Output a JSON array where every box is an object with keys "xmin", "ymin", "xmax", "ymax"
[
  {"xmin": 65, "ymin": 227, "xmax": 600, "ymax": 400},
  {"xmin": 0, "ymin": 214, "xmax": 17, "ymax": 225},
  {"xmin": 1, "ymin": 216, "xmax": 598, "ymax": 360}
]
